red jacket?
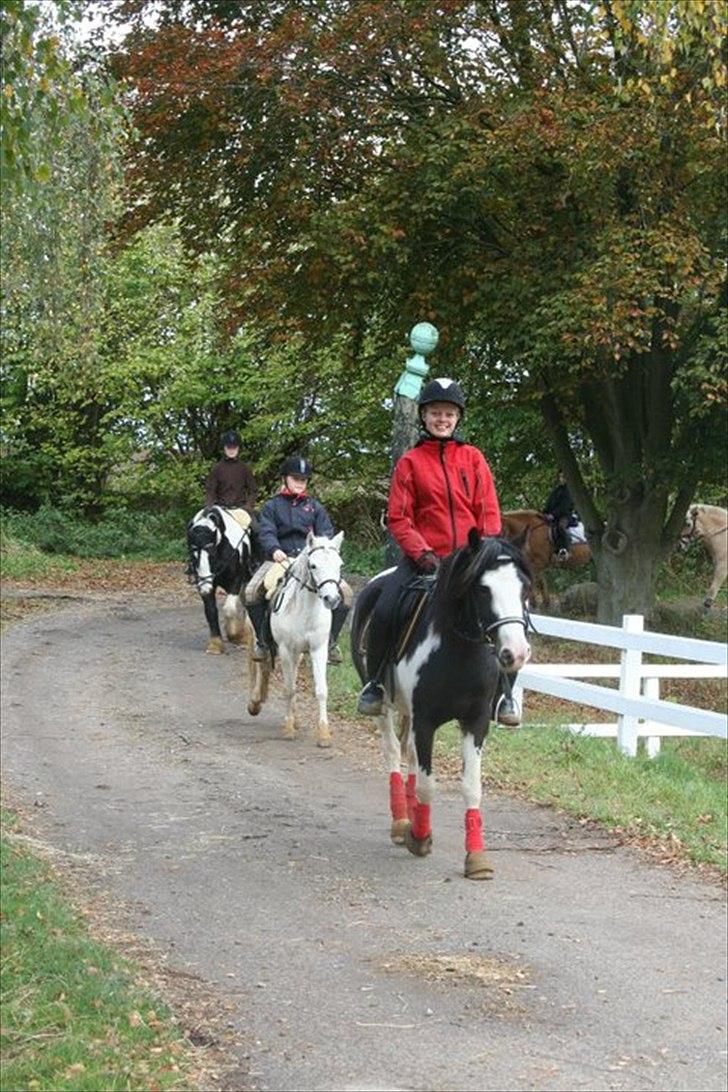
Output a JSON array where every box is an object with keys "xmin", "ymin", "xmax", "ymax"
[{"xmin": 388, "ymin": 437, "xmax": 501, "ymax": 560}]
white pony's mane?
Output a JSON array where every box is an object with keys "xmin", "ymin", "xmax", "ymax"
[{"xmin": 694, "ymin": 504, "xmax": 727, "ymax": 518}]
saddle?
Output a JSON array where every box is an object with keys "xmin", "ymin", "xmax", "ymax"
[
  {"xmin": 545, "ymin": 513, "xmax": 571, "ymax": 557},
  {"xmin": 392, "ymin": 574, "xmax": 436, "ymax": 663},
  {"xmin": 226, "ymin": 507, "xmax": 252, "ymax": 532},
  {"xmin": 263, "ymin": 559, "xmax": 291, "ymax": 601}
]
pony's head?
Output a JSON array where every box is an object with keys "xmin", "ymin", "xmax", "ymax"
[
  {"xmin": 186, "ymin": 510, "xmax": 221, "ymax": 590},
  {"xmin": 434, "ymin": 528, "xmax": 531, "ymax": 671},
  {"xmin": 680, "ymin": 505, "xmax": 700, "ymax": 548},
  {"xmin": 300, "ymin": 530, "xmax": 344, "ymax": 610}
]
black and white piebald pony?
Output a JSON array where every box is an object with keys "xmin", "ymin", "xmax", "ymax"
[
  {"xmin": 187, "ymin": 506, "xmax": 255, "ymax": 654},
  {"xmin": 351, "ymin": 531, "xmax": 531, "ymax": 880}
]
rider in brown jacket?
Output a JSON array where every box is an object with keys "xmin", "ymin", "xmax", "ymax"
[{"xmin": 204, "ymin": 430, "xmax": 257, "ymax": 510}]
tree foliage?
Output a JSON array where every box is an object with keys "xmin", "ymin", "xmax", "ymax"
[{"xmin": 113, "ymin": 0, "xmax": 727, "ymax": 619}]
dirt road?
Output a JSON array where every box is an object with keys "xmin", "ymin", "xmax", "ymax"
[{"xmin": 2, "ymin": 596, "xmax": 726, "ymax": 1092}]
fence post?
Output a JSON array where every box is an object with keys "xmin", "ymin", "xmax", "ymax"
[
  {"xmin": 643, "ymin": 676, "xmax": 661, "ymax": 759},
  {"xmin": 617, "ymin": 614, "xmax": 644, "ymax": 758}
]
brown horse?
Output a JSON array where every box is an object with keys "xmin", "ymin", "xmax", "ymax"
[{"xmin": 500, "ymin": 510, "xmax": 592, "ymax": 607}]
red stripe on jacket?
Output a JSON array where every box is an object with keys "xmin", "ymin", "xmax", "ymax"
[{"xmin": 387, "ymin": 438, "xmax": 501, "ymax": 560}]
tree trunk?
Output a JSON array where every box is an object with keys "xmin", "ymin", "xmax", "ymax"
[
  {"xmin": 591, "ymin": 496, "xmax": 666, "ymax": 625},
  {"xmin": 592, "ymin": 539, "xmax": 661, "ymax": 624}
]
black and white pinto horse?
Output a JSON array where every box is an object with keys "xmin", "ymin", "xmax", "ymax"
[
  {"xmin": 351, "ymin": 531, "xmax": 531, "ymax": 880},
  {"xmin": 187, "ymin": 506, "xmax": 256, "ymax": 654}
]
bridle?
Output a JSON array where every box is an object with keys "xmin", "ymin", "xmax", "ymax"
[
  {"xmin": 279, "ymin": 544, "xmax": 342, "ymax": 599},
  {"xmin": 188, "ymin": 519, "xmax": 249, "ymax": 586},
  {"xmin": 452, "ymin": 563, "xmax": 532, "ymax": 645},
  {"xmin": 681, "ymin": 508, "xmax": 728, "ymax": 546}
]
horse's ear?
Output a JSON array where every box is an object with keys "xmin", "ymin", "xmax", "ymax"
[
  {"xmin": 306, "ymin": 529, "xmax": 315, "ymax": 546},
  {"xmin": 467, "ymin": 527, "xmax": 481, "ymax": 552},
  {"xmin": 330, "ymin": 530, "xmax": 344, "ymax": 550}
]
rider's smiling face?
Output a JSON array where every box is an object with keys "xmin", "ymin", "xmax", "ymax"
[
  {"xmin": 422, "ymin": 401, "xmax": 460, "ymax": 438},
  {"xmin": 284, "ymin": 473, "xmax": 308, "ymax": 495}
]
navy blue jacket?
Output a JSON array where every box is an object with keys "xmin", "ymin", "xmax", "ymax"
[{"xmin": 258, "ymin": 492, "xmax": 335, "ymax": 559}]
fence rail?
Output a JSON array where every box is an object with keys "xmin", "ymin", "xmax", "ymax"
[{"xmin": 514, "ymin": 613, "xmax": 727, "ymax": 758}]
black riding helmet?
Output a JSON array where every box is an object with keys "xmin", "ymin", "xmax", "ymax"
[
  {"xmin": 221, "ymin": 429, "xmax": 242, "ymax": 448},
  {"xmin": 279, "ymin": 454, "xmax": 313, "ymax": 479},
  {"xmin": 418, "ymin": 377, "xmax": 467, "ymax": 417}
]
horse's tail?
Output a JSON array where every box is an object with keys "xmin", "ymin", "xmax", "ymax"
[{"xmin": 350, "ymin": 579, "xmax": 384, "ymax": 685}]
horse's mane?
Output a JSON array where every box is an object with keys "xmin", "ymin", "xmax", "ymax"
[
  {"xmin": 432, "ymin": 537, "xmax": 529, "ymax": 631},
  {"xmin": 694, "ymin": 504, "xmax": 727, "ymax": 518},
  {"xmin": 502, "ymin": 509, "xmax": 542, "ymax": 519}
]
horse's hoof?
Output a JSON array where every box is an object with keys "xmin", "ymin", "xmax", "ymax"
[
  {"xmin": 390, "ymin": 818, "xmax": 411, "ymax": 845},
  {"xmin": 206, "ymin": 638, "xmax": 225, "ymax": 655},
  {"xmin": 281, "ymin": 722, "xmax": 297, "ymax": 739},
  {"xmin": 248, "ymin": 700, "xmax": 261, "ymax": 717},
  {"xmin": 316, "ymin": 734, "xmax": 332, "ymax": 749},
  {"xmin": 405, "ymin": 827, "xmax": 433, "ymax": 857},
  {"xmin": 227, "ymin": 631, "xmax": 246, "ymax": 645},
  {"xmin": 464, "ymin": 851, "xmax": 494, "ymax": 880}
]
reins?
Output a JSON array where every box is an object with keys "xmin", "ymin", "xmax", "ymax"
[{"xmin": 272, "ymin": 543, "xmax": 342, "ymax": 610}]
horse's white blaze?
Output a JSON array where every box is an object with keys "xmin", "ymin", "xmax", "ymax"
[
  {"xmin": 393, "ymin": 626, "xmax": 442, "ymax": 716},
  {"xmin": 461, "ymin": 734, "xmax": 483, "ymax": 810},
  {"xmin": 480, "ymin": 563, "xmax": 530, "ymax": 668},
  {"xmin": 196, "ymin": 549, "xmax": 213, "ymax": 593}
]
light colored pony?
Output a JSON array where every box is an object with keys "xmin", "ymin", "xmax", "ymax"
[
  {"xmin": 247, "ymin": 531, "xmax": 344, "ymax": 747},
  {"xmin": 681, "ymin": 504, "xmax": 728, "ymax": 609}
]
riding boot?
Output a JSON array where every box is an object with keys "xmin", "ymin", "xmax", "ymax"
[
  {"xmin": 327, "ymin": 603, "xmax": 349, "ymax": 665},
  {"xmin": 246, "ymin": 599, "xmax": 270, "ymax": 662},
  {"xmin": 494, "ymin": 671, "xmax": 521, "ymax": 728}
]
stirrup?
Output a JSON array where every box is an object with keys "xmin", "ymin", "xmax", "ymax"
[
  {"xmin": 495, "ymin": 694, "xmax": 521, "ymax": 728},
  {"xmin": 357, "ymin": 682, "xmax": 385, "ymax": 717}
]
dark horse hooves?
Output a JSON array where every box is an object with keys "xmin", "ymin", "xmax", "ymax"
[
  {"xmin": 405, "ymin": 827, "xmax": 433, "ymax": 857},
  {"xmin": 464, "ymin": 851, "xmax": 494, "ymax": 880}
]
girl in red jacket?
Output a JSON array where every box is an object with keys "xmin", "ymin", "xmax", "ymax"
[{"xmin": 357, "ymin": 377, "xmax": 520, "ymax": 726}]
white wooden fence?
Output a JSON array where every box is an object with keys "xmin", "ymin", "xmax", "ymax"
[{"xmin": 513, "ymin": 613, "xmax": 728, "ymax": 758}]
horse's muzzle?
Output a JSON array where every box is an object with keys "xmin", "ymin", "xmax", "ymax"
[
  {"xmin": 497, "ymin": 635, "xmax": 530, "ymax": 673},
  {"xmin": 323, "ymin": 590, "xmax": 342, "ymax": 611}
]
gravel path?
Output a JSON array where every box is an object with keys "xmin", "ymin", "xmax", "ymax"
[{"xmin": 2, "ymin": 598, "xmax": 726, "ymax": 1092}]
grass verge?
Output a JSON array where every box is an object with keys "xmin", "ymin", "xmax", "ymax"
[
  {"xmin": 0, "ymin": 808, "xmax": 195, "ymax": 1092},
  {"xmin": 329, "ymin": 634, "xmax": 727, "ymax": 873}
]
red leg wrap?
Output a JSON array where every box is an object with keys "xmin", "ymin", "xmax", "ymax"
[
  {"xmin": 465, "ymin": 808, "xmax": 484, "ymax": 853},
  {"xmin": 406, "ymin": 773, "xmax": 416, "ymax": 821},
  {"xmin": 389, "ymin": 772, "xmax": 407, "ymax": 820},
  {"xmin": 412, "ymin": 802, "xmax": 431, "ymax": 840}
]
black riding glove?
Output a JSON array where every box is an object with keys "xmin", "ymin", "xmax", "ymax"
[{"xmin": 416, "ymin": 550, "xmax": 438, "ymax": 574}]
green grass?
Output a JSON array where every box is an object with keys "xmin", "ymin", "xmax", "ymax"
[
  {"xmin": 0, "ymin": 529, "xmax": 78, "ymax": 581},
  {"xmin": 330, "ymin": 633, "xmax": 727, "ymax": 871},
  {"xmin": 0, "ymin": 810, "xmax": 194, "ymax": 1092}
]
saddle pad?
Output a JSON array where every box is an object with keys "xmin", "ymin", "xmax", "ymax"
[
  {"xmin": 226, "ymin": 507, "xmax": 252, "ymax": 531},
  {"xmin": 264, "ymin": 559, "xmax": 291, "ymax": 601}
]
